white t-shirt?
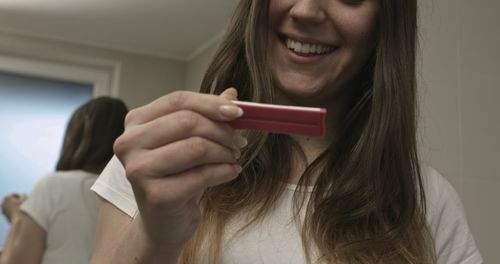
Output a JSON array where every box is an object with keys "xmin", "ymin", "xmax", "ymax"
[
  {"xmin": 21, "ymin": 170, "xmax": 100, "ymax": 264},
  {"xmin": 91, "ymin": 156, "xmax": 483, "ymax": 263}
]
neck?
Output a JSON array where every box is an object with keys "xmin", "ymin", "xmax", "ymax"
[{"xmin": 284, "ymin": 95, "xmax": 351, "ymax": 185}]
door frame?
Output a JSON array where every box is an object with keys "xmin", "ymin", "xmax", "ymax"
[{"xmin": 0, "ymin": 51, "xmax": 120, "ymax": 97}]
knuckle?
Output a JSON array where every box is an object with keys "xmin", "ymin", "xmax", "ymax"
[
  {"xmin": 124, "ymin": 108, "xmax": 139, "ymax": 127},
  {"xmin": 187, "ymin": 137, "xmax": 209, "ymax": 160},
  {"xmin": 168, "ymin": 91, "xmax": 189, "ymax": 109},
  {"xmin": 200, "ymin": 167, "xmax": 219, "ymax": 187},
  {"xmin": 176, "ymin": 110, "xmax": 199, "ymax": 131},
  {"xmin": 113, "ymin": 132, "xmax": 135, "ymax": 157},
  {"xmin": 113, "ymin": 127, "xmax": 141, "ymax": 157},
  {"xmin": 113, "ymin": 134, "xmax": 127, "ymax": 156},
  {"xmin": 144, "ymin": 184, "xmax": 165, "ymax": 206},
  {"xmin": 124, "ymin": 160, "xmax": 147, "ymax": 183}
]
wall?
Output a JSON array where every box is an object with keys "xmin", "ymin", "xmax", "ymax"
[
  {"xmin": 0, "ymin": 31, "xmax": 185, "ymax": 109},
  {"xmin": 184, "ymin": 41, "xmax": 219, "ymax": 91},
  {"xmin": 419, "ymin": 0, "xmax": 499, "ymax": 262}
]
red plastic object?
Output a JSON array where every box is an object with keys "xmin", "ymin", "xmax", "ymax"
[{"xmin": 229, "ymin": 101, "xmax": 326, "ymax": 137}]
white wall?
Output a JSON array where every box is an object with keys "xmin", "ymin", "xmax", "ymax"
[
  {"xmin": 184, "ymin": 41, "xmax": 219, "ymax": 91},
  {"xmin": 186, "ymin": 2, "xmax": 500, "ymax": 262},
  {"xmin": 419, "ymin": 0, "xmax": 499, "ymax": 262},
  {"xmin": 0, "ymin": 31, "xmax": 186, "ymax": 109}
]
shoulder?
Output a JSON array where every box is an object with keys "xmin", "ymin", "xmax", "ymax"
[
  {"xmin": 34, "ymin": 170, "xmax": 97, "ymax": 184},
  {"xmin": 421, "ymin": 166, "xmax": 483, "ymax": 264},
  {"xmin": 420, "ymin": 166, "xmax": 464, "ymax": 231},
  {"xmin": 29, "ymin": 170, "xmax": 98, "ymax": 200},
  {"xmin": 421, "ymin": 166, "xmax": 459, "ymax": 213},
  {"xmin": 91, "ymin": 156, "xmax": 137, "ymax": 217},
  {"xmin": 421, "ymin": 166, "xmax": 454, "ymax": 195},
  {"xmin": 29, "ymin": 171, "xmax": 63, "ymax": 193},
  {"xmin": 47, "ymin": 170, "xmax": 97, "ymax": 186}
]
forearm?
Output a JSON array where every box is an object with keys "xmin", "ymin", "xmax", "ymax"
[
  {"xmin": 0, "ymin": 214, "xmax": 44, "ymax": 264},
  {"xmin": 0, "ymin": 224, "xmax": 16, "ymax": 264},
  {"xmin": 1, "ymin": 216, "xmax": 25, "ymax": 264},
  {"xmin": 110, "ymin": 216, "xmax": 182, "ymax": 264}
]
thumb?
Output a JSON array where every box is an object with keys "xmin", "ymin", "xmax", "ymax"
[{"xmin": 219, "ymin": 87, "xmax": 238, "ymax": 101}]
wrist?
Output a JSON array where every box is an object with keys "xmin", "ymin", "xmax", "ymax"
[
  {"xmin": 5, "ymin": 210, "xmax": 21, "ymax": 223},
  {"xmin": 133, "ymin": 216, "xmax": 184, "ymax": 264}
]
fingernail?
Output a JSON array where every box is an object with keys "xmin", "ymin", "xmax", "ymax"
[
  {"xmin": 235, "ymin": 135, "xmax": 248, "ymax": 148},
  {"xmin": 233, "ymin": 149, "xmax": 241, "ymax": 159},
  {"xmin": 220, "ymin": 105, "xmax": 243, "ymax": 118},
  {"xmin": 234, "ymin": 165, "xmax": 243, "ymax": 174},
  {"xmin": 224, "ymin": 87, "xmax": 237, "ymax": 94}
]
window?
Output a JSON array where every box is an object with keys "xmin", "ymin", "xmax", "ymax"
[{"xmin": 0, "ymin": 72, "xmax": 92, "ymax": 247}]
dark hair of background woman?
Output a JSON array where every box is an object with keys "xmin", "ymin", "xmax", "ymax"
[{"xmin": 56, "ymin": 97, "xmax": 128, "ymax": 174}]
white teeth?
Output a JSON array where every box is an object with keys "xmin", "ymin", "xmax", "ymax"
[
  {"xmin": 285, "ymin": 38, "xmax": 334, "ymax": 55},
  {"xmin": 310, "ymin": 45, "xmax": 317, "ymax": 53},
  {"xmin": 302, "ymin": 43, "xmax": 311, "ymax": 53}
]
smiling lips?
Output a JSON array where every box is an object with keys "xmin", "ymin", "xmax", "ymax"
[{"xmin": 284, "ymin": 37, "xmax": 336, "ymax": 56}]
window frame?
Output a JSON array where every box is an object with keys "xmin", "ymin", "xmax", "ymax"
[{"xmin": 0, "ymin": 52, "xmax": 120, "ymax": 97}]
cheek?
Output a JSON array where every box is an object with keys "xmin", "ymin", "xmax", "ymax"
[
  {"xmin": 334, "ymin": 7, "xmax": 379, "ymax": 48},
  {"xmin": 268, "ymin": 0, "xmax": 290, "ymax": 26}
]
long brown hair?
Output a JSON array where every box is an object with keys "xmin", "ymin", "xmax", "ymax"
[
  {"xmin": 56, "ymin": 97, "xmax": 128, "ymax": 174},
  {"xmin": 180, "ymin": 0, "xmax": 436, "ymax": 263}
]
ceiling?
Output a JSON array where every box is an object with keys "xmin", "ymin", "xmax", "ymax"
[{"xmin": 0, "ymin": 0, "xmax": 239, "ymax": 61}]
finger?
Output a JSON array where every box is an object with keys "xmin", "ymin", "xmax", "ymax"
[
  {"xmin": 126, "ymin": 91, "xmax": 243, "ymax": 126},
  {"xmin": 219, "ymin": 87, "xmax": 238, "ymax": 101},
  {"xmin": 140, "ymin": 163, "xmax": 240, "ymax": 212},
  {"xmin": 118, "ymin": 110, "xmax": 244, "ymax": 152},
  {"xmin": 124, "ymin": 137, "xmax": 239, "ymax": 180}
]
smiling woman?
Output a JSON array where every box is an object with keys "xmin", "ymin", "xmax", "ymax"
[
  {"xmin": 268, "ymin": 0, "xmax": 379, "ymax": 105},
  {"xmin": 89, "ymin": 0, "xmax": 483, "ymax": 264}
]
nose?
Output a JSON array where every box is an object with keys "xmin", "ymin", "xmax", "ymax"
[{"xmin": 289, "ymin": 0, "xmax": 327, "ymax": 24}]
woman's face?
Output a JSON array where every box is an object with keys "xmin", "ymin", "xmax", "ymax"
[{"xmin": 268, "ymin": 0, "xmax": 379, "ymax": 105}]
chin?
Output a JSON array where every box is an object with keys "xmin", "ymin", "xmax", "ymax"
[
  {"xmin": 274, "ymin": 78, "xmax": 348, "ymax": 107},
  {"xmin": 275, "ymin": 84, "xmax": 326, "ymax": 106},
  {"xmin": 277, "ymin": 74, "xmax": 320, "ymax": 91}
]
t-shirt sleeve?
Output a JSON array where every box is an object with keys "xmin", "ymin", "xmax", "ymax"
[
  {"xmin": 424, "ymin": 167, "xmax": 483, "ymax": 264},
  {"xmin": 91, "ymin": 155, "xmax": 138, "ymax": 218},
  {"xmin": 20, "ymin": 174, "xmax": 59, "ymax": 230}
]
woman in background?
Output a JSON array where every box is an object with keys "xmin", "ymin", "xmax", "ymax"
[{"xmin": 0, "ymin": 97, "xmax": 128, "ymax": 264}]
